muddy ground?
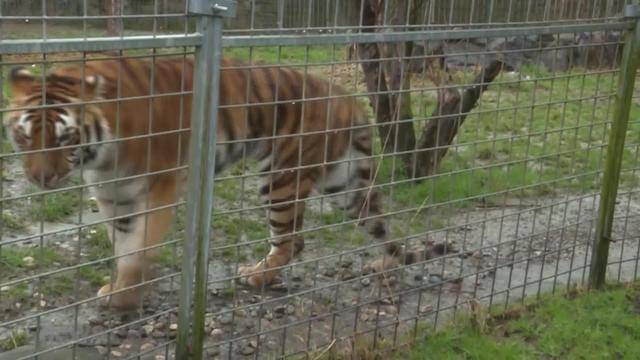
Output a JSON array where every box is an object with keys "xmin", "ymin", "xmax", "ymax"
[{"xmin": 2, "ymin": 144, "xmax": 640, "ymax": 360}]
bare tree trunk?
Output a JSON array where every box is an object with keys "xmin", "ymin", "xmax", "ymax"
[
  {"xmin": 385, "ymin": 0, "xmax": 417, "ymax": 171},
  {"xmin": 356, "ymin": 0, "xmax": 396, "ymax": 154},
  {"xmin": 355, "ymin": 0, "xmax": 417, "ymax": 175},
  {"xmin": 412, "ymin": 60, "xmax": 504, "ymax": 179},
  {"xmin": 352, "ymin": 0, "xmax": 501, "ymax": 178},
  {"xmin": 105, "ymin": 0, "xmax": 122, "ymax": 37}
]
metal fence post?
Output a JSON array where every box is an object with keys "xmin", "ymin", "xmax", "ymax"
[
  {"xmin": 589, "ymin": 3, "xmax": 640, "ymax": 289},
  {"xmin": 177, "ymin": 1, "xmax": 236, "ymax": 359}
]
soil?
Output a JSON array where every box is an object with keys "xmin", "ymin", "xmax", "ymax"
[{"xmin": 2, "ymin": 149, "xmax": 640, "ymax": 359}]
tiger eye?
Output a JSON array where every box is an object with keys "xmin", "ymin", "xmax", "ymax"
[
  {"xmin": 59, "ymin": 128, "xmax": 79, "ymax": 145},
  {"xmin": 58, "ymin": 133, "xmax": 70, "ymax": 144},
  {"xmin": 13, "ymin": 126, "xmax": 31, "ymax": 145}
]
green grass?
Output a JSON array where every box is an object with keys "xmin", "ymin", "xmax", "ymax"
[
  {"xmin": 1, "ymin": 283, "xmax": 30, "ymax": 305},
  {"xmin": 213, "ymin": 214, "xmax": 268, "ymax": 241},
  {"xmin": 0, "ymin": 246, "xmax": 60, "ymax": 275},
  {"xmin": 306, "ymin": 210, "xmax": 367, "ymax": 247},
  {"xmin": 80, "ymin": 225, "xmax": 119, "ymax": 287},
  {"xmin": 1, "ymin": 22, "xmax": 148, "ymax": 40},
  {"xmin": 0, "ymin": 246, "xmax": 75, "ymax": 298},
  {"xmin": 2, "ymin": 143, "xmax": 14, "ymax": 157},
  {"xmin": 0, "ymin": 328, "xmax": 28, "ymax": 351},
  {"xmin": 39, "ymin": 275, "xmax": 74, "ymax": 296},
  {"xmin": 0, "ymin": 246, "xmax": 77, "ymax": 303},
  {"xmin": 212, "ymin": 211, "xmax": 269, "ymax": 261},
  {"xmin": 81, "ymin": 225, "xmax": 112, "ymax": 262},
  {"xmin": 374, "ymin": 65, "xmax": 640, "ymax": 215},
  {"xmin": 78, "ymin": 266, "xmax": 108, "ymax": 287},
  {"xmin": 403, "ymin": 283, "xmax": 640, "ymax": 359},
  {"xmin": 223, "ymin": 45, "xmax": 342, "ymax": 65},
  {"xmin": 156, "ymin": 245, "xmax": 181, "ymax": 269},
  {"xmin": 1, "ymin": 213, "xmax": 27, "ymax": 232},
  {"xmin": 28, "ymin": 188, "xmax": 84, "ymax": 223},
  {"xmin": 1, "ymin": 274, "xmax": 77, "ymax": 305},
  {"xmin": 78, "ymin": 225, "xmax": 112, "ymax": 286},
  {"xmin": 221, "ymin": 284, "xmax": 236, "ymax": 298}
]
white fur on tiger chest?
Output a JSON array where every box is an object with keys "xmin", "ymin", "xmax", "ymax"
[{"xmin": 80, "ymin": 122, "xmax": 144, "ymax": 205}]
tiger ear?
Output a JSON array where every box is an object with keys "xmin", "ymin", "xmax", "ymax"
[
  {"xmin": 8, "ymin": 67, "xmax": 36, "ymax": 97},
  {"xmin": 83, "ymin": 74, "xmax": 105, "ymax": 99}
]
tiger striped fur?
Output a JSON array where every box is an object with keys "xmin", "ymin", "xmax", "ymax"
[{"xmin": 6, "ymin": 57, "xmax": 418, "ymax": 309}]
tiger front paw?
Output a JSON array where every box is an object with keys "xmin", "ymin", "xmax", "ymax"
[
  {"xmin": 237, "ymin": 260, "xmax": 279, "ymax": 288},
  {"xmin": 97, "ymin": 283, "xmax": 141, "ymax": 310},
  {"xmin": 362, "ymin": 255, "xmax": 400, "ymax": 275}
]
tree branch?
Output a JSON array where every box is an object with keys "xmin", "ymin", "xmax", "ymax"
[{"xmin": 413, "ymin": 60, "xmax": 504, "ymax": 178}]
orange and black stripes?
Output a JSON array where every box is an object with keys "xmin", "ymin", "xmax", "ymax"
[{"xmin": 9, "ymin": 55, "xmax": 407, "ymax": 291}]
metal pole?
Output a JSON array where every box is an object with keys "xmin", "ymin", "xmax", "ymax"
[
  {"xmin": 175, "ymin": 13, "xmax": 212, "ymax": 360},
  {"xmin": 589, "ymin": 3, "xmax": 640, "ymax": 289},
  {"xmin": 191, "ymin": 14, "xmax": 224, "ymax": 360},
  {"xmin": 177, "ymin": 1, "xmax": 236, "ymax": 359}
]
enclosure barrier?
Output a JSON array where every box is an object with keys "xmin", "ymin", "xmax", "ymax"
[
  {"xmin": 1, "ymin": 1, "xmax": 640, "ymax": 359},
  {"xmin": 589, "ymin": 2, "xmax": 640, "ymax": 288},
  {"xmin": 177, "ymin": 2, "xmax": 236, "ymax": 359}
]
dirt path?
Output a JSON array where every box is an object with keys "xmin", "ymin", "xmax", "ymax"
[{"xmin": 2, "ymin": 149, "xmax": 639, "ymax": 359}]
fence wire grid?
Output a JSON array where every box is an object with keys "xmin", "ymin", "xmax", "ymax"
[{"xmin": 1, "ymin": 0, "xmax": 640, "ymax": 359}]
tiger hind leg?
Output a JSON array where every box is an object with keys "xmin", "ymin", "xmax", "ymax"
[
  {"xmin": 321, "ymin": 146, "xmax": 424, "ymax": 275},
  {"xmin": 238, "ymin": 174, "xmax": 310, "ymax": 288}
]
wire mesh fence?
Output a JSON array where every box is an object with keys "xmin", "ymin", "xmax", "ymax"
[{"xmin": 1, "ymin": 0, "xmax": 639, "ymax": 359}]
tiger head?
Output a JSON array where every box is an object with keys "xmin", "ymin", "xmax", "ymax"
[{"xmin": 5, "ymin": 66, "xmax": 110, "ymax": 189}]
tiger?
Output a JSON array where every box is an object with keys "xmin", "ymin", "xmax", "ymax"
[{"xmin": 5, "ymin": 56, "xmax": 421, "ymax": 310}]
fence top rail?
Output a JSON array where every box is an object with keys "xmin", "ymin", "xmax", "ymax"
[
  {"xmin": 222, "ymin": 21, "xmax": 634, "ymax": 47},
  {"xmin": 0, "ymin": 33, "xmax": 202, "ymax": 55},
  {"xmin": 222, "ymin": 17, "xmax": 633, "ymax": 33},
  {"xmin": 0, "ymin": 20, "xmax": 632, "ymax": 55}
]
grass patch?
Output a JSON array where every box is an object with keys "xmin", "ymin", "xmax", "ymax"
[
  {"xmin": 39, "ymin": 275, "xmax": 74, "ymax": 297},
  {"xmin": 251, "ymin": 242, "xmax": 269, "ymax": 257},
  {"xmin": 304, "ymin": 208, "xmax": 368, "ymax": 247},
  {"xmin": 0, "ymin": 328, "xmax": 28, "ymax": 351},
  {"xmin": 156, "ymin": 245, "xmax": 181, "ymax": 269},
  {"xmin": 219, "ymin": 247, "xmax": 248, "ymax": 263},
  {"xmin": 213, "ymin": 214, "xmax": 268, "ymax": 241},
  {"xmin": 221, "ymin": 284, "xmax": 236, "ymax": 298},
  {"xmin": 28, "ymin": 188, "xmax": 84, "ymax": 223},
  {"xmin": 402, "ymin": 283, "xmax": 640, "ymax": 359},
  {"xmin": 373, "ymin": 66, "xmax": 640, "ymax": 212},
  {"xmin": 1, "ymin": 22, "xmax": 109, "ymax": 40},
  {"xmin": 0, "ymin": 247, "xmax": 75, "ymax": 306},
  {"xmin": 78, "ymin": 266, "xmax": 108, "ymax": 287},
  {"xmin": 212, "ymin": 212, "xmax": 268, "ymax": 262},
  {"xmin": 1, "ymin": 140, "xmax": 14, "ymax": 156},
  {"xmin": 215, "ymin": 178, "xmax": 242, "ymax": 203},
  {"xmin": 223, "ymin": 45, "xmax": 341, "ymax": 65},
  {"xmin": 0, "ymin": 213, "xmax": 27, "ymax": 232},
  {"xmin": 81, "ymin": 225, "xmax": 112, "ymax": 262},
  {"xmin": 0, "ymin": 246, "xmax": 60, "ymax": 275},
  {"xmin": 0, "ymin": 283, "xmax": 30, "ymax": 305}
]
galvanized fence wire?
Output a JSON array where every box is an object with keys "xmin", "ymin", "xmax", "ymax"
[
  {"xmin": 1, "ymin": 0, "xmax": 196, "ymax": 359},
  {"xmin": 0, "ymin": 0, "xmax": 639, "ymax": 359}
]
